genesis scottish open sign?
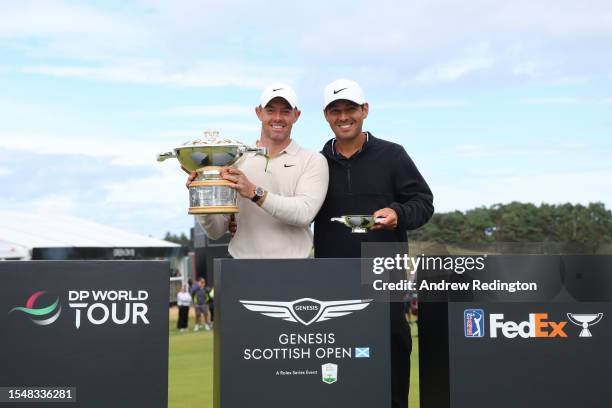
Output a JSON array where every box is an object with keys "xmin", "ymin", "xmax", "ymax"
[
  {"xmin": 214, "ymin": 259, "xmax": 390, "ymax": 408},
  {"xmin": 0, "ymin": 261, "xmax": 168, "ymax": 407}
]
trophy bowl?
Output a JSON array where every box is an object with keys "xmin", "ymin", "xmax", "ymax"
[
  {"xmin": 158, "ymin": 131, "xmax": 267, "ymax": 215},
  {"xmin": 330, "ymin": 215, "xmax": 385, "ymax": 233}
]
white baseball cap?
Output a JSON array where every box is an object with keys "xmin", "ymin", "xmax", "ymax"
[
  {"xmin": 324, "ymin": 79, "xmax": 366, "ymax": 108},
  {"xmin": 260, "ymin": 83, "xmax": 298, "ymax": 108}
]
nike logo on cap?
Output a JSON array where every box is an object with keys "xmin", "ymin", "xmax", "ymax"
[
  {"xmin": 273, "ymin": 88, "xmax": 284, "ymax": 92},
  {"xmin": 333, "ymin": 88, "xmax": 347, "ymax": 94},
  {"xmin": 283, "ymin": 164, "xmax": 295, "ymax": 168}
]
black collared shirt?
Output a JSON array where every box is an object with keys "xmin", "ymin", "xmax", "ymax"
[{"xmin": 314, "ymin": 133, "xmax": 434, "ymax": 258}]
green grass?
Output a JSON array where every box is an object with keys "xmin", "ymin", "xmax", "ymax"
[
  {"xmin": 168, "ymin": 311, "xmax": 213, "ymax": 408},
  {"xmin": 168, "ymin": 309, "xmax": 420, "ymax": 407}
]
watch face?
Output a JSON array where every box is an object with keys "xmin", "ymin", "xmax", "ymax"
[{"xmin": 255, "ymin": 186, "xmax": 264, "ymax": 196}]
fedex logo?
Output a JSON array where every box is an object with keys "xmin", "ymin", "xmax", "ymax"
[{"xmin": 490, "ymin": 313, "xmax": 567, "ymax": 338}]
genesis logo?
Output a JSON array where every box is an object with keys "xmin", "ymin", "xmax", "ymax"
[
  {"xmin": 9, "ymin": 291, "xmax": 62, "ymax": 326},
  {"xmin": 240, "ymin": 298, "xmax": 372, "ymax": 326}
]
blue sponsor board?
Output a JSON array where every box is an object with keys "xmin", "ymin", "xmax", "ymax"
[{"xmin": 464, "ymin": 309, "xmax": 485, "ymax": 338}]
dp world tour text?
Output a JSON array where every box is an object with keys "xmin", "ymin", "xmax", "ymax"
[{"xmin": 68, "ymin": 290, "xmax": 150, "ymax": 329}]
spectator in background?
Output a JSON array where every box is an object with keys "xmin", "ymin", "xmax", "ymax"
[
  {"xmin": 176, "ymin": 284, "xmax": 192, "ymax": 332},
  {"xmin": 207, "ymin": 287, "xmax": 215, "ymax": 325},
  {"xmin": 193, "ymin": 278, "xmax": 212, "ymax": 331},
  {"xmin": 189, "ymin": 278, "xmax": 198, "ymax": 297}
]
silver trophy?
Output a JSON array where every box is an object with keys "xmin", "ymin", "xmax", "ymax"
[
  {"xmin": 330, "ymin": 215, "xmax": 385, "ymax": 233},
  {"xmin": 157, "ymin": 131, "xmax": 267, "ymax": 214},
  {"xmin": 566, "ymin": 313, "xmax": 604, "ymax": 337}
]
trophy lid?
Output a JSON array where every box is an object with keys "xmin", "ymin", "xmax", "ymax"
[{"xmin": 178, "ymin": 130, "xmax": 245, "ymax": 149}]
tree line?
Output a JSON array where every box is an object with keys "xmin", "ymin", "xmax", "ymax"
[
  {"xmin": 165, "ymin": 202, "xmax": 612, "ymax": 252},
  {"xmin": 410, "ymin": 202, "xmax": 612, "ymax": 249}
]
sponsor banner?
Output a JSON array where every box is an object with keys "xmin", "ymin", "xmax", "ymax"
[
  {"xmin": 447, "ymin": 303, "xmax": 612, "ymax": 407},
  {"xmin": 462, "ymin": 308, "xmax": 606, "ymax": 339},
  {"xmin": 214, "ymin": 259, "xmax": 390, "ymax": 408},
  {"xmin": 0, "ymin": 261, "xmax": 168, "ymax": 408}
]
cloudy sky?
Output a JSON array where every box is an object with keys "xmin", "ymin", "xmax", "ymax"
[{"xmin": 1, "ymin": 0, "xmax": 611, "ymax": 238}]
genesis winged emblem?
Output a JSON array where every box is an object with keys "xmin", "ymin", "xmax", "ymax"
[{"xmin": 239, "ymin": 297, "xmax": 372, "ymax": 326}]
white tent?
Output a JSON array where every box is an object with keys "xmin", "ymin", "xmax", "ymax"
[
  {"xmin": 0, "ymin": 211, "xmax": 180, "ymax": 260},
  {"xmin": 0, "ymin": 239, "xmax": 30, "ymax": 260}
]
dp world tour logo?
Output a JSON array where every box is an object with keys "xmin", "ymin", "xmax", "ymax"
[
  {"xmin": 9, "ymin": 291, "xmax": 62, "ymax": 326},
  {"xmin": 240, "ymin": 298, "xmax": 371, "ymax": 326}
]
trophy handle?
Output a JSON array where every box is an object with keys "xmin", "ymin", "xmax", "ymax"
[
  {"xmin": 239, "ymin": 146, "xmax": 268, "ymax": 156},
  {"xmin": 157, "ymin": 151, "xmax": 177, "ymax": 162}
]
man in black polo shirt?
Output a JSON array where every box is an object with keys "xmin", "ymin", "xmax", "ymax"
[{"xmin": 314, "ymin": 79, "xmax": 434, "ymax": 408}]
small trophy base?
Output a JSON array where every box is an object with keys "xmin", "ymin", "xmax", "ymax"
[{"xmin": 188, "ymin": 206, "xmax": 240, "ymax": 215}]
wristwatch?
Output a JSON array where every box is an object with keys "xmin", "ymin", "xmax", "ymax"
[{"xmin": 251, "ymin": 186, "xmax": 265, "ymax": 203}]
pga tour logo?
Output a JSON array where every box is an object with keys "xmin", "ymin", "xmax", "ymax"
[{"xmin": 464, "ymin": 309, "xmax": 485, "ymax": 338}]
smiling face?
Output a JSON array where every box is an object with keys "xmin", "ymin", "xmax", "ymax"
[
  {"xmin": 256, "ymin": 97, "xmax": 300, "ymax": 144},
  {"xmin": 324, "ymin": 100, "xmax": 369, "ymax": 142}
]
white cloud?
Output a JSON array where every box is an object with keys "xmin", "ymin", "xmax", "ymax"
[
  {"xmin": 0, "ymin": 1, "xmax": 146, "ymax": 39},
  {"xmin": 433, "ymin": 170, "xmax": 612, "ymax": 213},
  {"xmin": 512, "ymin": 62, "xmax": 539, "ymax": 77},
  {"xmin": 377, "ymin": 100, "xmax": 468, "ymax": 109},
  {"xmin": 4, "ymin": 0, "xmax": 612, "ymax": 87},
  {"xmin": 522, "ymin": 97, "xmax": 578, "ymax": 104},
  {"xmin": 25, "ymin": 193, "xmax": 78, "ymax": 214},
  {"xmin": 0, "ymin": 130, "xmax": 179, "ymax": 170},
  {"xmin": 453, "ymin": 141, "xmax": 591, "ymax": 158},
  {"xmin": 161, "ymin": 104, "xmax": 252, "ymax": 116},
  {"xmin": 103, "ymin": 168, "xmax": 186, "ymax": 207},
  {"xmin": 414, "ymin": 57, "xmax": 494, "ymax": 83},
  {"xmin": 0, "ymin": 1, "xmax": 151, "ymax": 59},
  {"xmin": 22, "ymin": 60, "xmax": 303, "ymax": 89},
  {"xmin": 455, "ymin": 145, "xmax": 486, "ymax": 157}
]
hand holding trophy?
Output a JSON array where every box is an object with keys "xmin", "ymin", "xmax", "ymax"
[{"xmin": 158, "ymin": 130, "xmax": 267, "ymax": 214}]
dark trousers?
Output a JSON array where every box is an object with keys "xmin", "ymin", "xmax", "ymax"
[
  {"xmin": 177, "ymin": 305, "xmax": 189, "ymax": 329},
  {"xmin": 391, "ymin": 302, "xmax": 412, "ymax": 408}
]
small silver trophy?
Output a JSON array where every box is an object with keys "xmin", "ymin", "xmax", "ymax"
[
  {"xmin": 330, "ymin": 215, "xmax": 385, "ymax": 233},
  {"xmin": 157, "ymin": 130, "xmax": 267, "ymax": 215},
  {"xmin": 566, "ymin": 313, "xmax": 604, "ymax": 337}
]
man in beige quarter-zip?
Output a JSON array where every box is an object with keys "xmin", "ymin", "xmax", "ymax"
[{"xmin": 187, "ymin": 83, "xmax": 329, "ymax": 258}]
